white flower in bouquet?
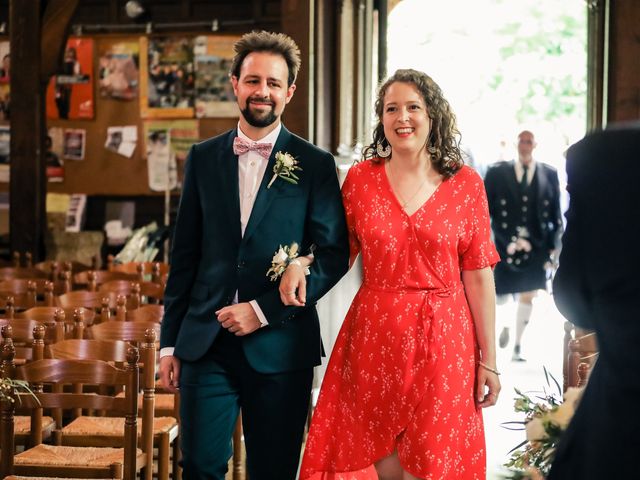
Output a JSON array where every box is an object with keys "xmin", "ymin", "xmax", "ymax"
[
  {"xmin": 525, "ymin": 417, "xmax": 547, "ymax": 443},
  {"xmin": 272, "ymin": 248, "xmax": 289, "ymax": 265},
  {"xmin": 548, "ymin": 401, "xmax": 574, "ymax": 429}
]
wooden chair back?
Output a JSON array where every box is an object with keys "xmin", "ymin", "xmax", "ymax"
[
  {"xmin": 0, "ymin": 267, "xmax": 48, "ymax": 281},
  {"xmin": 100, "ymin": 280, "xmax": 164, "ymax": 305},
  {"xmin": 88, "ymin": 321, "xmax": 161, "ymax": 344},
  {"xmin": 125, "ymin": 304, "xmax": 164, "ymax": 323},
  {"xmin": 74, "ymin": 270, "xmax": 139, "ymax": 291},
  {"xmin": 110, "ymin": 261, "xmax": 169, "ymax": 285}
]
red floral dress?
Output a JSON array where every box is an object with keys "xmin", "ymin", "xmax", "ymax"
[{"xmin": 300, "ymin": 161, "xmax": 500, "ymax": 480}]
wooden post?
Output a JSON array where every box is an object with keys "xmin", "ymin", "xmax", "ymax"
[{"xmin": 9, "ymin": 0, "xmax": 47, "ymax": 260}]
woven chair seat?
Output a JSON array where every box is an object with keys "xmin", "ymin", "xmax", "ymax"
[
  {"xmin": 61, "ymin": 416, "xmax": 177, "ymax": 436},
  {"xmin": 14, "ymin": 444, "xmax": 144, "ymax": 467},
  {"xmin": 14, "ymin": 415, "xmax": 55, "ymax": 434}
]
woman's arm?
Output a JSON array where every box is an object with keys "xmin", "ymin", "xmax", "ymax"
[{"xmin": 462, "ymin": 266, "xmax": 501, "ymax": 408}]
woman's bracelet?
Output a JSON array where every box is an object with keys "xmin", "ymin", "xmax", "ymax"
[
  {"xmin": 478, "ymin": 361, "xmax": 501, "ymax": 376},
  {"xmin": 287, "ymin": 258, "xmax": 310, "ymax": 275}
]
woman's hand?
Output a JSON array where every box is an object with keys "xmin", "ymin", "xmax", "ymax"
[
  {"xmin": 476, "ymin": 364, "xmax": 501, "ymax": 408},
  {"xmin": 279, "ymin": 258, "xmax": 311, "ymax": 306}
]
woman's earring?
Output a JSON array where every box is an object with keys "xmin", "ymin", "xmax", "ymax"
[
  {"xmin": 427, "ymin": 144, "xmax": 437, "ymax": 156},
  {"xmin": 376, "ymin": 142, "xmax": 392, "ymax": 158}
]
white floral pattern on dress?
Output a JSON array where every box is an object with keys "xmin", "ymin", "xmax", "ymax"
[{"xmin": 300, "ymin": 161, "xmax": 500, "ymax": 480}]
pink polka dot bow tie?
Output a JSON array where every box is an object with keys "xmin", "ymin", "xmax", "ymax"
[{"xmin": 233, "ymin": 137, "xmax": 273, "ymax": 159}]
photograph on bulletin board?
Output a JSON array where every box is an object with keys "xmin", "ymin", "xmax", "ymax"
[
  {"xmin": 98, "ymin": 39, "xmax": 140, "ymax": 101},
  {"xmin": 46, "ymin": 38, "xmax": 94, "ymax": 120},
  {"xmin": 193, "ymin": 35, "xmax": 240, "ymax": 118},
  {"xmin": 140, "ymin": 36, "xmax": 194, "ymax": 118},
  {"xmin": 143, "ymin": 119, "xmax": 199, "ymax": 187},
  {"xmin": 0, "ymin": 41, "xmax": 10, "ymax": 121},
  {"xmin": 63, "ymin": 129, "xmax": 86, "ymax": 161}
]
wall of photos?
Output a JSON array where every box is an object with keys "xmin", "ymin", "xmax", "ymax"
[{"xmin": 0, "ymin": 34, "xmax": 242, "ymax": 195}]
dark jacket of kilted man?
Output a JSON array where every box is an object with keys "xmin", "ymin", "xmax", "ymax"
[{"xmin": 484, "ymin": 159, "xmax": 562, "ymax": 294}]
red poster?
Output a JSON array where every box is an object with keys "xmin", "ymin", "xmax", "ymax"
[{"xmin": 46, "ymin": 38, "xmax": 94, "ymax": 119}]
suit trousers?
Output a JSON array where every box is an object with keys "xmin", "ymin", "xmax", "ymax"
[{"xmin": 179, "ymin": 328, "xmax": 314, "ymax": 480}]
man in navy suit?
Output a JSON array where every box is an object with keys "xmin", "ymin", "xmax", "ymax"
[
  {"xmin": 549, "ymin": 123, "xmax": 640, "ymax": 480},
  {"xmin": 484, "ymin": 131, "xmax": 562, "ymax": 361},
  {"xmin": 159, "ymin": 31, "xmax": 349, "ymax": 480}
]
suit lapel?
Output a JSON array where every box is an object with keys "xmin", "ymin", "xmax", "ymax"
[
  {"xmin": 218, "ymin": 130, "xmax": 242, "ymax": 243},
  {"xmin": 242, "ymin": 126, "xmax": 292, "ymax": 243}
]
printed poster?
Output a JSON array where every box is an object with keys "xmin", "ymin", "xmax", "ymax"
[
  {"xmin": 98, "ymin": 39, "xmax": 140, "ymax": 100},
  {"xmin": 146, "ymin": 128, "xmax": 177, "ymax": 191},
  {"xmin": 0, "ymin": 41, "xmax": 9, "ymax": 120},
  {"xmin": 193, "ymin": 35, "xmax": 240, "ymax": 118},
  {"xmin": 46, "ymin": 38, "xmax": 94, "ymax": 119},
  {"xmin": 140, "ymin": 36, "xmax": 194, "ymax": 118}
]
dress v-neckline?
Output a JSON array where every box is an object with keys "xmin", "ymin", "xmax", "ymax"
[{"xmin": 380, "ymin": 161, "xmax": 447, "ymax": 218}]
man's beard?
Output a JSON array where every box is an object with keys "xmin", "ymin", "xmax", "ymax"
[{"xmin": 241, "ymin": 99, "xmax": 277, "ymax": 128}]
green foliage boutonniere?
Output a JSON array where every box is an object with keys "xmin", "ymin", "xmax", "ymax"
[{"xmin": 267, "ymin": 151, "xmax": 302, "ymax": 188}]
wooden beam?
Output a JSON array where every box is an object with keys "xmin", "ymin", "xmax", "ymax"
[
  {"xmin": 10, "ymin": 0, "xmax": 46, "ymax": 259},
  {"xmin": 40, "ymin": 0, "xmax": 80, "ymax": 80}
]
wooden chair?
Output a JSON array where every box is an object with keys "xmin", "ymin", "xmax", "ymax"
[
  {"xmin": 49, "ymin": 332, "xmax": 179, "ymax": 480},
  {"xmin": 88, "ymin": 320, "xmax": 180, "ymax": 478},
  {"xmin": 18, "ymin": 306, "xmax": 95, "ymax": 340},
  {"xmin": 109, "ymin": 260, "xmax": 169, "ymax": 285},
  {"xmin": 0, "ymin": 343, "xmax": 151, "ymax": 479},
  {"xmin": 124, "ymin": 304, "xmax": 164, "ymax": 323},
  {"xmin": 56, "ymin": 290, "xmax": 126, "ymax": 311},
  {"xmin": 99, "ymin": 280, "xmax": 165, "ymax": 305},
  {"xmin": 566, "ymin": 327, "xmax": 598, "ymax": 389},
  {"xmin": 35, "ymin": 259, "xmax": 96, "ymax": 278},
  {"xmin": 0, "ymin": 278, "xmax": 53, "ymax": 296},
  {"xmin": 0, "ymin": 323, "xmax": 56, "ymax": 448},
  {"xmin": 74, "ymin": 271, "xmax": 139, "ymax": 291},
  {"xmin": 0, "ymin": 267, "xmax": 49, "ymax": 281}
]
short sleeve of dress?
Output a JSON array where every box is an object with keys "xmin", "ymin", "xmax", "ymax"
[
  {"xmin": 459, "ymin": 172, "xmax": 500, "ymax": 271},
  {"xmin": 341, "ymin": 166, "xmax": 362, "ymax": 264}
]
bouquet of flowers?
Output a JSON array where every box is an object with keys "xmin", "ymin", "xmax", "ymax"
[{"xmin": 502, "ymin": 369, "xmax": 584, "ymax": 479}]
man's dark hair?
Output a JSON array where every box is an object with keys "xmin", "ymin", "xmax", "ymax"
[{"xmin": 230, "ymin": 31, "xmax": 301, "ymax": 87}]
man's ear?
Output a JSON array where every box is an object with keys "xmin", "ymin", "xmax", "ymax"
[
  {"xmin": 231, "ymin": 75, "xmax": 239, "ymax": 96},
  {"xmin": 284, "ymin": 83, "xmax": 297, "ymax": 104}
]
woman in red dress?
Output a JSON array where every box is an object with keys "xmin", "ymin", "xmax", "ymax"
[{"xmin": 283, "ymin": 69, "xmax": 501, "ymax": 480}]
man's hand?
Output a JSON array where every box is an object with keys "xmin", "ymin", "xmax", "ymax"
[
  {"xmin": 216, "ymin": 302, "xmax": 261, "ymax": 336},
  {"xmin": 279, "ymin": 263, "xmax": 307, "ymax": 306},
  {"xmin": 159, "ymin": 355, "xmax": 181, "ymax": 393}
]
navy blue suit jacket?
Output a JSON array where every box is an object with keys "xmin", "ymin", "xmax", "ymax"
[{"xmin": 160, "ymin": 126, "xmax": 349, "ymax": 373}]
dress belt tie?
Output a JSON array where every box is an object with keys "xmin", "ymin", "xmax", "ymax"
[{"xmin": 361, "ymin": 282, "xmax": 464, "ymax": 380}]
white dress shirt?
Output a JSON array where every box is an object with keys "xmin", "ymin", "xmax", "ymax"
[
  {"xmin": 160, "ymin": 123, "xmax": 281, "ymax": 358},
  {"xmin": 515, "ymin": 158, "xmax": 536, "ymax": 185}
]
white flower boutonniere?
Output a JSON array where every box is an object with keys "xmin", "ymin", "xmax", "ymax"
[
  {"xmin": 267, "ymin": 151, "xmax": 302, "ymax": 188},
  {"xmin": 266, "ymin": 242, "xmax": 300, "ymax": 281}
]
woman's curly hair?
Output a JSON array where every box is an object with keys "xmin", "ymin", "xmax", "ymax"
[{"xmin": 363, "ymin": 69, "xmax": 464, "ymax": 177}]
